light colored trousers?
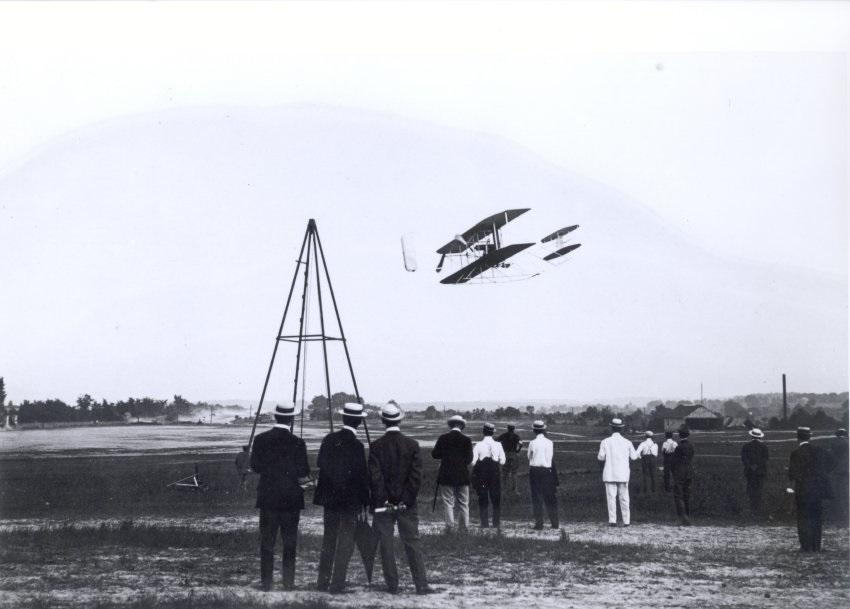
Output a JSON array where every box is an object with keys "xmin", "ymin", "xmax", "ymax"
[
  {"xmin": 440, "ymin": 484, "xmax": 470, "ymax": 529},
  {"xmin": 604, "ymin": 482, "xmax": 630, "ymax": 525}
]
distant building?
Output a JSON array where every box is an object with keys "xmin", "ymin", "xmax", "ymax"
[{"xmin": 664, "ymin": 403, "xmax": 723, "ymax": 431}]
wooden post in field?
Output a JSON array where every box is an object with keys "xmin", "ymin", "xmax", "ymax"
[{"xmin": 782, "ymin": 373, "xmax": 788, "ymax": 422}]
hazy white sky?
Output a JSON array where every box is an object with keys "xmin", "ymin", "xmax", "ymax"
[{"xmin": 0, "ymin": 2, "xmax": 847, "ymax": 404}]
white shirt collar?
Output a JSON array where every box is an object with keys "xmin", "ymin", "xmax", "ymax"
[
  {"xmin": 273, "ymin": 423, "xmax": 291, "ymax": 431},
  {"xmin": 450, "ymin": 427, "xmax": 464, "ymax": 433},
  {"xmin": 342, "ymin": 425, "xmax": 357, "ymax": 435},
  {"xmin": 799, "ymin": 441, "xmax": 810, "ymax": 446},
  {"xmin": 384, "ymin": 426, "xmax": 400, "ymax": 433}
]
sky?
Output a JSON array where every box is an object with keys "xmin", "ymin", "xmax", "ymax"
[{"xmin": 0, "ymin": 2, "xmax": 847, "ymax": 407}]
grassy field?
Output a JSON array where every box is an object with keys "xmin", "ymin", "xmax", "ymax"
[
  {"xmin": 1, "ymin": 421, "xmax": 846, "ymax": 525},
  {"xmin": 1, "ymin": 421, "xmax": 847, "ymax": 608}
]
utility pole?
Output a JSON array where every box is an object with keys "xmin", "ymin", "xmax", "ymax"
[
  {"xmin": 782, "ymin": 373, "xmax": 788, "ymax": 422},
  {"xmin": 700, "ymin": 382, "xmax": 703, "ymax": 405}
]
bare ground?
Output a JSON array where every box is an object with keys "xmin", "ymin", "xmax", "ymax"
[{"xmin": 0, "ymin": 517, "xmax": 847, "ymax": 609}]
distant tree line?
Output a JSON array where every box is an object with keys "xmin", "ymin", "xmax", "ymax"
[{"xmin": 13, "ymin": 394, "xmax": 234, "ymax": 424}]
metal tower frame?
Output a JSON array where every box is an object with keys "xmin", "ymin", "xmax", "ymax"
[{"xmin": 245, "ymin": 219, "xmax": 370, "ymax": 450}]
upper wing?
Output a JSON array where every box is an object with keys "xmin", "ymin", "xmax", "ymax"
[
  {"xmin": 436, "ymin": 208, "xmax": 530, "ymax": 254},
  {"xmin": 440, "ymin": 243, "xmax": 534, "ymax": 284},
  {"xmin": 543, "ymin": 243, "xmax": 581, "ymax": 261},
  {"xmin": 541, "ymin": 225, "xmax": 579, "ymax": 243}
]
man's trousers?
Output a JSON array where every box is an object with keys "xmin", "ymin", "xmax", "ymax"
[
  {"xmin": 673, "ymin": 477, "xmax": 692, "ymax": 523},
  {"xmin": 440, "ymin": 484, "xmax": 470, "ymax": 530},
  {"xmin": 317, "ymin": 507, "xmax": 358, "ymax": 591},
  {"xmin": 604, "ymin": 482, "xmax": 630, "ymax": 525},
  {"xmin": 259, "ymin": 508, "xmax": 300, "ymax": 590},
  {"xmin": 372, "ymin": 507, "xmax": 428, "ymax": 593},
  {"xmin": 796, "ymin": 499, "xmax": 824, "ymax": 552},
  {"xmin": 502, "ymin": 456, "xmax": 519, "ymax": 493},
  {"xmin": 476, "ymin": 478, "xmax": 501, "ymax": 528},
  {"xmin": 640, "ymin": 455, "xmax": 656, "ymax": 493},
  {"xmin": 745, "ymin": 475, "xmax": 765, "ymax": 517},
  {"xmin": 529, "ymin": 466, "xmax": 559, "ymax": 529},
  {"xmin": 662, "ymin": 457, "xmax": 673, "ymax": 492}
]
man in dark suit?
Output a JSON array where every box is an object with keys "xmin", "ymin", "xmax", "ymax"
[
  {"xmin": 789, "ymin": 426, "xmax": 834, "ymax": 552},
  {"xmin": 830, "ymin": 428, "xmax": 848, "ymax": 524},
  {"xmin": 431, "ymin": 414, "xmax": 473, "ymax": 531},
  {"xmin": 741, "ymin": 428, "xmax": 769, "ymax": 518},
  {"xmin": 250, "ymin": 403, "xmax": 310, "ymax": 591},
  {"xmin": 368, "ymin": 402, "xmax": 432, "ymax": 595},
  {"xmin": 497, "ymin": 424, "xmax": 523, "ymax": 495},
  {"xmin": 314, "ymin": 402, "xmax": 370, "ymax": 593},
  {"xmin": 670, "ymin": 426, "xmax": 695, "ymax": 526}
]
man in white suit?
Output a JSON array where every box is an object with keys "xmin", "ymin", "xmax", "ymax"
[{"xmin": 597, "ymin": 418, "xmax": 639, "ymax": 526}]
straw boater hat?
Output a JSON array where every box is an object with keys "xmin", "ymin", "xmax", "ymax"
[
  {"xmin": 797, "ymin": 426, "xmax": 811, "ymax": 440},
  {"xmin": 380, "ymin": 402, "xmax": 404, "ymax": 422},
  {"xmin": 532, "ymin": 420, "xmax": 547, "ymax": 431},
  {"xmin": 677, "ymin": 425, "xmax": 690, "ymax": 438},
  {"xmin": 610, "ymin": 418, "xmax": 625, "ymax": 429},
  {"xmin": 448, "ymin": 414, "xmax": 466, "ymax": 427},
  {"xmin": 483, "ymin": 422, "xmax": 496, "ymax": 432},
  {"xmin": 749, "ymin": 428, "xmax": 764, "ymax": 439},
  {"xmin": 274, "ymin": 404, "xmax": 296, "ymax": 416},
  {"xmin": 645, "ymin": 430, "xmax": 654, "ymax": 437},
  {"xmin": 338, "ymin": 402, "xmax": 368, "ymax": 418}
]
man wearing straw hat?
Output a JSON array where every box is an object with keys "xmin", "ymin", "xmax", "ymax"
[
  {"xmin": 636, "ymin": 430, "xmax": 659, "ymax": 494},
  {"xmin": 314, "ymin": 402, "xmax": 370, "ymax": 593},
  {"xmin": 741, "ymin": 427, "xmax": 769, "ymax": 519},
  {"xmin": 250, "ymin": 403, "xmax": 311, "ymax": 591},
  {"xmin": 471, "ymin": 422, "xmax": 506, "ymax": 529},
  {"xmin": 368, "ymin": 402, "xmax": 432, "ymax": 594},
  {"xmin": 431, "ymin": 414, "xmax": 473, "ymax": 531},
  {"xmin": 597, "ymin": 417, "xmax": 639, "ymax": 527},
  {"xmin": 527, "ymin": 420, "xmax": 560, "ymax": 529}
]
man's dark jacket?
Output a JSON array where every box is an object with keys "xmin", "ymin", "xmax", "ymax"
[
  {"xmin": 368, "ymin": 430, "xmax": 422, "ymax": 508},
  {"xmin": 789, "ymin": 442, "xmax": 834, "ymax": 502},
  {"xmin": 670, "ymin": 439, "xmax": 695, "ymax": 482},
  {"xmin": 313, "ymin": 428, "xmax": 370, "ymax": 509},
  {"xmin": 431, "ymin": 430, "xmax": 473, "ymax": 486},
  {"xmin": 497, "ymin": 431, "xmax": 522, "ymax": 455},
  {"xmin": 250, "ymin": 426, "xmax": 310, "ymax": 511},
  {"xmin": 741, "ymin": 439, "xmax": 769, "ymax": 478}
]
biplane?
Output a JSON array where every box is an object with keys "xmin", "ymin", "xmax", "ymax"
[{"xmin": 433, "ymin": 209, "xmax": 581, "ymax": 284}]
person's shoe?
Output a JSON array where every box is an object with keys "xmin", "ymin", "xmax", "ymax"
[
  {"xmin": 317, "ymin": 582, "xmax": 329, "ymax": 592},
  {"xmin": 386, "ymin": 585, "xmax": 400, "ymax": 594},
  {"xmin": 416, "ymin": 585, "xmax": 436, "ymax": 595},
  {"xmin": 328, "ymin": 584, "xmax": 348, "ymax": 594},
  {"xmin": 622, "ymin": 523, "xmax": 630, "ymax": 527},
  {"xmin": 533, "ymin": 524, "xmax": 544, "ymax": 531},
  {"xmin": 608, "ymin": 522, "xmax": 617, "ymax": 527}
]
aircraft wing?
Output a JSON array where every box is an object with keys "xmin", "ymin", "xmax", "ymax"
[
  {"xmin": 543, "ymin": 243, "xmax": 581, "ymax": 261},
  {"xmin": 436, "ymin": 208, "xmax": 530, "ymax": 254},
  {"xmin": 541, "ymin": 225, "xmax": 579, "ymax": 243},
  {"xmin": 440, "ymin": 242, "xmax": 534, "ymax": 284}
]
